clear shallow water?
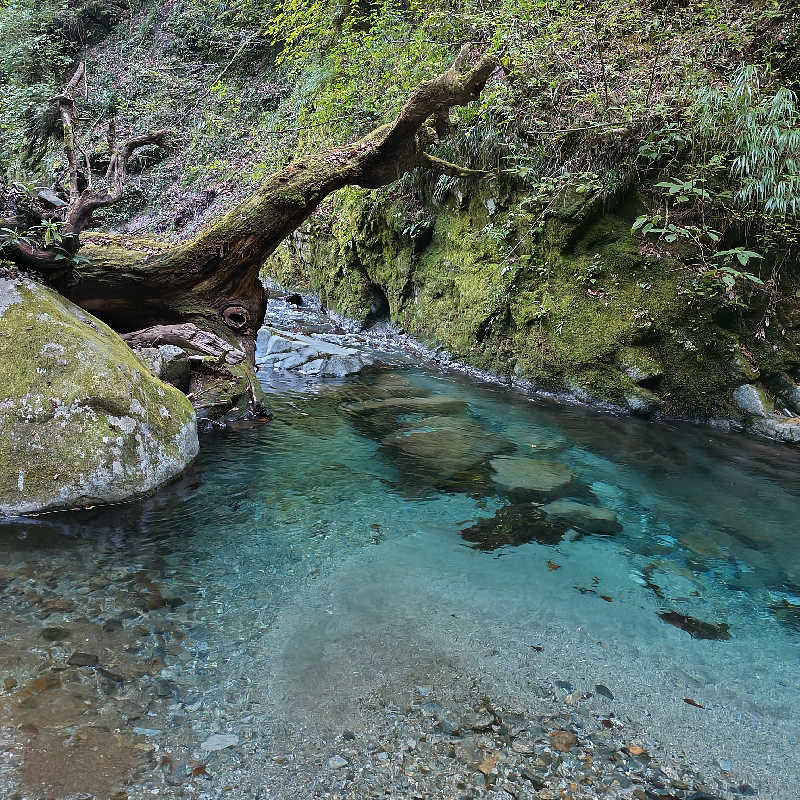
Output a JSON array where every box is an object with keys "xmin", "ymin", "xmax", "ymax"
[{"xmin": 2, "ymin": 322, "xmax": 800, "ymax": 796}]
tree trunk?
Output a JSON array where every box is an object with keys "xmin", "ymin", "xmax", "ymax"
[{"xmin": 6, "ymin": 47, "xmax": 499, "ymax": 419}]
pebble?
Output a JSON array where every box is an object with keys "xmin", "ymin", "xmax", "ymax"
[
  {"xmin": 595, "ymin": 684, "xmax": 614, "ymax": 700},
  {"xmin": 327, "ymin": 755, "xmax": 348, "ymax": 769},
  {"xmin": 67, "ymin": 652, "xmax": 99, "ymax": 667},
  {"xmin": 200, "ymin": 734, "xmax": 239, "ymax": 751},
  {"xmin": 40, "ymin": 625, "xmax": 70, "ymax": 641}
]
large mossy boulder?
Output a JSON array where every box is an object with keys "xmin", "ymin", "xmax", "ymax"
[{"xmin": 0, "ymin": 275, "xmax": 199, "ymax": 516}]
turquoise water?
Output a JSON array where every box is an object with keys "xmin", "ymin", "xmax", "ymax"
[{"xmin": 2, "ymin": 330, "xmax": 800, "ymax": 796}]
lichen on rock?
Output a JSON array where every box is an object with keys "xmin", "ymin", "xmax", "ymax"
[{"xmin": 0, "ymin": 275, "xmax": 198, "ymax": 516}]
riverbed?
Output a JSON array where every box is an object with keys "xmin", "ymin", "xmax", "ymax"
[{"xmin": 1, "ymin": 298, "xmax": 798, "ymax": 799}]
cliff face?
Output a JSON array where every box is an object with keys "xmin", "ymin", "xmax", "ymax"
[{"xmin": 264, "ymin": 179, "xmax": 800, "ymax": 429}]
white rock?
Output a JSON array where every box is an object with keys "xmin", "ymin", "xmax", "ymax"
[{"xmin": 200, "ymin": 733, "xmax": 239, "ymax": 752}]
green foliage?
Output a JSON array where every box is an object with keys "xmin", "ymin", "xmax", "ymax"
[{"xmin": 696, "ymin": 65, "xmax": 800, "ymax": 216}]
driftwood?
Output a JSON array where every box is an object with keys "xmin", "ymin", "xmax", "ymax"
[{"xmin": 122, "ymin": 324, "xmax": 247, "ymax": 364}]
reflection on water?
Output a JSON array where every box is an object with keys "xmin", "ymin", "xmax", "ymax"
[{"xmin": 1, "ymin": 353, "xmax": 799, "ymax": 797}]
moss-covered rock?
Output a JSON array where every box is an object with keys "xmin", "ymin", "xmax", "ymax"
[
  {"xmin": 0, "ymin": 275, "xmax": 198, "ymax": 516},
  {"xmin": 263, "ymin": 180, "xmax": 799, "ymax": 429}
]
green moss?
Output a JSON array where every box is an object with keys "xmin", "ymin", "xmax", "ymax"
[
  {"xmin": 261, "ymin": 179, "xmax": 799, "ymax": 421},
  {"xmin": 0, "ymin": 275, "xmax": 197, "ymax": 515}
]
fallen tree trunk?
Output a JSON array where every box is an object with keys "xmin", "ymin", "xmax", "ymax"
[{"xmin": 4, "ymin": 46, "xmax": 500, "ymax": 417}]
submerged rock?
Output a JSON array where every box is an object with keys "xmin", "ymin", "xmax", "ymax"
[
  {"xmin": 200, "ymin": 733, "xmax": 239, "ymax": 751},
  {"xmin": 0, "ymin": 275, "xmax": 198, "ymax": 516},
  {"xmin": 382, "ymin": 416, "xmax": 511, "ymax": 480},
  {"xmin": 659, "ymin": 611, "xmax": 731, "ymax": 640},
  {"xmin": 345, "ymin": 395, "xmax": 467, "ymax": 416},
  {"xmin": 540, "ymin": 499, "xmax": 622, "ymax": 534},
  {"xmin": 489, "ymin": 457, "xmax": 574, "ymax": 501},
  {"xmin": 460, "ymin": 503, "xmax": 568, "ymax": 550}
]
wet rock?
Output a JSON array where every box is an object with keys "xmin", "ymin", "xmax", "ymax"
[
  {"xmin": 18, "ymin": 673, "xmax": 61, "ymax": 697},
  {"xmin": 489, "ymin": 457, "xmax": 574, "ymax": 501},
  {"xmin": 595, "ymin": 684, "xmax": 614, "ymax": 700},
  {"xmin": 460, "ymin": 503, "xmax": 568, "ymax": 550},
  {"xmin": 750, "ymin": 415, "xmax": 800, "ymax": 444},
  {"xmin": 257, "ymin": 327, "xmax": 374, "ymax": 377},
  {"xmin": 382, "ymin": 417, "xmax": 511, "ymax": 481},
  {"xmin": 41, "ymin": 597, "xmax": 74, "ymax": 613},
  {"xmin": 41, "ymin": 626, "xmax": 70, "ymax": 642},
  {"xmin": 732, "ymin": 384, "xmax": 771, "ymax": 417},
  {"xmin": 327, "ymin": 755, "xmax": 348, "ymax": 769},
  {"xmin": 659, "ymin": 611, "xmax": 731, "ymax": 640},
  {"xmin": 67, "ymin": 652, "xmax": 99, "ymax": 667},
  {"xmin": 346, "ymin": 395, "xmax": 467, "ymax": 416},
  {"xmin": 200, "ymin": 733, "xmax": 239, "ymax": 752},
  {"xmin": 550, "ymin": 730, "xmax": 577, "ymax": 752},
  {"xmin": 624, "ymin": 386, "xmax": 662, "ymax": 416},
  {"xmin": 540, "ymin": 500, "xmax": 622, "ymax": 534}
]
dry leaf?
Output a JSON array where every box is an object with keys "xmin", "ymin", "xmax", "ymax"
[
  {"xmin": 477, "ymin": 752, "xmax": 498, "ymax": 775},
  {"xmin": 192, "ymin": 763, "xmax": 209, "ymax": 777},
  {"xmin": 160, "ymin": 756, "xmax": 174, "ymax": 774},
  {"xmin": 683, "ymin": 697, "xmax": 705, "ymax": 709},
  {"xmin": 627, "ymin": 744, "xmax": 646, "ymax": 756},
  {"xmin": 550, "ymin": 730, "xmax": 576, "ymax": 752},
  {"xmin": 600, "ymin": 595, "xmax": 613, "ymax": 602},
  {"xmin": 546, "ymin": 560, "xmax": 561, "ymax": 571}
]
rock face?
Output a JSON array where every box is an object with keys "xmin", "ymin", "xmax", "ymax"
[
  {"xmin": 135, "ymin": 345, "xmax": 191, "ymax": 391},
  {"xmin": 0, "ymin": 276, "xmax": 199, "ymax": 516}
]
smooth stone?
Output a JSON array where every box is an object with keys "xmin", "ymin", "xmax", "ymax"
[
  {"xmin": 732, "ymin": 384, "xmax": 771, "ymax": 417},
  {"xmin": 382, "ymin": 417, "xmax": 511, "ymax": 479},
  {"xmin": 489, "ymin": 457, "xmax": 574, "ymax": 500},
  {"xmin": 541, "ymin": 500, "xmax": 622, "ymax": 534},
  {"xmin": 41, "ymin": 626, "xmax": 70, "ymax": 641},
  {"xmin": 327, "ymin": 755, "xmax": 348, "ymax": 769},
  {"xmin": 345, "ymin": 395, "xmax": 467, "ymax": 415},
  {"xmin": 200, "ymin": 733, "xmax": 239, "ymax": 751},
  {"xmin": 595, "ymin": 684, "xmax": 614, "ymax": 700},
  {"xmin": 67, "ymin": 652, "xmax": 99, "ymax": 667}
]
